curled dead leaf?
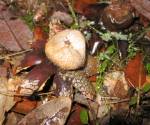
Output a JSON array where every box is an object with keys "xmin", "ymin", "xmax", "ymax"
[
  {"xmin": 19, "ymin": 60, "xmax": 56, "ymax": 94},
  {"xmin": 18, "ymin": 51, "xmax": 45, "ymax": 71}
]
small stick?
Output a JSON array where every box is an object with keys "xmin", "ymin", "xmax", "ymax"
[
  {"xmin": 110, "ymin": 98, "xmax": 130, "ymax": 104},
  {"xmin": 0, "ymin": 90, "xmax": 54, "ymax": 97},
  {"xmin": 0, "ymin": 49, "xmax": 32, "ymax": 60}
]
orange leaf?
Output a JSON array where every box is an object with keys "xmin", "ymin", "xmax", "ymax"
[
  {"xmin": 124, "ymin": 53, "xmax": 146, "ymax": 88},
  {"xmin": 88, "ymin": 75, "xmax": 96, "ymax": 82},
  {"xmin": 33, "ymin": 27, "xmax": 47, "ymax": 41},
  {"xmin": 12, "ymin": 99, "xmax": 38, "ymax": 114}
]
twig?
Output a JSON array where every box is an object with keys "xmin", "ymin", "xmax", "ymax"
[
  {"xmin": 99, "ymin": 96, "xmax": 120, "ymax": 100},
  {"xmin": 66, "ymin": 0, "xmax": 78, "ymax": 26},
  {"xmin": 0, "ymin": 49, "xmax": 32, "ymax": 60},
  {"xmin": 0, "ymin": 90, "xmax": 54, "ymax": 97},
  {"xmin": 137, "ymin": 57, "xmax": 142, "ymax": 108},
  {"xmin": 110, "ymin": 98, "xmax": 130, "ymax": 104}
]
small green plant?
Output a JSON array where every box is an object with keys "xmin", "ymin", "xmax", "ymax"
[
  {"xmin": 21, "ymin": 13, "xmax": 34, "ymax": 30},
  {"xmin": 129, "ymin": 96, "xmax": 137, "ymax": 106},
  {"xmin": 142, "ymin": 83, "xmax": 150, "ymax": 93},
  {"xmin": 80, "ymin": 109, "xmax": 89, "ymax": 124},
  {"xmin": 127, "ymin": 33, "xmax": 139, "ymax": 59},
  {"xmin": 96, "ymin": 45, "xmax": 117, "ymax": 91},
  {"xmin": 146, "ymin": 63, "xmax": 150, "ymax": 75}
]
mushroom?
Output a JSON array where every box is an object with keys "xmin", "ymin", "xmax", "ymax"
[{"xmin": 45, "ymin": 29, "xmax": 86, "ymax": 70}]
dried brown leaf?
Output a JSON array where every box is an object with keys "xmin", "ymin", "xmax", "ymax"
[
  {"xmin": 12, "ymin": 99, "xmax": 38, "ymax": 114},
  {"xmin": 124, "ymin": 53, "xmax": 146, "ymax": 88},
  {"xmin": 19, "ymin": 51, "xmax": 46, "ymax": 70},
  {"xmin": 18, "ymin": 97, "xmax": 72, "ymax": 125},
  {"xmin": 104, "ymin": 71, "xmax": 129, "ymax": 98},
  {"xmin": 0, "ymin": 77, "xmax": 16, "ymax": 124},
  {"xmin": 0, "ymin": 3, "xmax": 32, "ymax": 51}
]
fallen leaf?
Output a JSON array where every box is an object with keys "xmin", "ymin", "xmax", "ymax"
[
  {"xmin": 125, "ymin": 53, "xmax": 146, "ymax": 88},
  {"xmin": 67, "ymin": 104, "xmax": 84, "ymax": 125},
  {"xmin": 53, "ymin": 74, "xmax": 73, "ymax": 97},
  {"xmin": 19, "ymin": 51, "xmax": 46, "ymax": 71},
  {"xmin": 0, "ymin": 77, "xmax": 16, "ymax": 125},
  {"xmin": 19, "ymin": 60, "xmax": 56, "ymax": 94},
  {"xmin": 84, "ymin": 55, "xmax": 98, "ymax": 77},
  {"xmin": 0, "ymin": 66, "xmax": 7, "ymax": 77},
  {"xmin": 18, "ymin": 97, "xmax": 72, "ymax": 125},
  {"xmin": 139, "ymin": 14, "xmax": 150, "ymax": 27},
  {"xmin": 118, "ymin": 40, "xmax": 128, "ymax": 59},
  {"xmin": 103, "ymin": 71, "xmax": 129, "ymax": 98},
  {"xmin": 74, "ymin": 0, "xmax": 106, "ymax": 19},
  {"xmin": 5, "ymin": 112, "xmax": 24, "ymax": 125},
  {"xmin": 130, "ymin": 0, "xmax": 150, "ymax": 21},
  {"xmin": 33, "ymin": 27, "xmax": 47, "ymax": 41},
  {"xmin": 0, "ymin": 3, "xmax": 32, "ymax": 51},
  {"xmin": 12, "ymin": 99, "xmax": 38, "ymax": 114}
]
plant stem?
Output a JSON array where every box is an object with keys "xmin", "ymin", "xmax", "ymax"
[{"xmin": 66, "ymin": 0, "xmax": 78, "ymax": 26}]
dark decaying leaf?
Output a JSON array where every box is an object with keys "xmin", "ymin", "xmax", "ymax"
[
  {"xmin": 53, "ymin": 74, "xmax": 73, "ymax": 97},
  {"xmin": 18, "ymin": 27, "xmax": 48, "ymax": 71},
  {"xmin": 130, "ymin": 0, "xmax": 150, "ymax": 21},
  {"xmin": 67, "ymin": 104, "xmax": 84, "ymax": 125},
  {"xmin": 0, "ymin": 3, "xmax": 32, "ymax": 51},
  {"xmin": 17, "ymin": 97, "xmax": 72, "ymax": 125},
  {"xmin": 125, "ymin": 53, "xmax": 146, "ymax": 88},
  {"xmin": 18, "ymin": 51, "xmax": 46, "ymax": 70},
  {"xmin": 74, "ymin": 0, "xmax": 107, "ymax": 19},
  {"xmin": 19, "ymin": 60, "xmax": 56, "ymax": 94},
  {"xmin": 118, "ymin": 40, "xmax": 128, "ymax": 59},
  {"xmin": 88, "ymin": 33, "xmax": 104, "ymax": 55}
]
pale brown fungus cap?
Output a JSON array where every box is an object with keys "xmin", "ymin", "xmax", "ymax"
[{"xmin": 45, "ymin": 29, "xmax": 86, "ymax": 70}]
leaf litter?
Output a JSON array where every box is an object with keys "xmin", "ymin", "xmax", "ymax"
[{"xmin": 0, "ymin": 0, "xmax": 150, "ymax": 125}]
